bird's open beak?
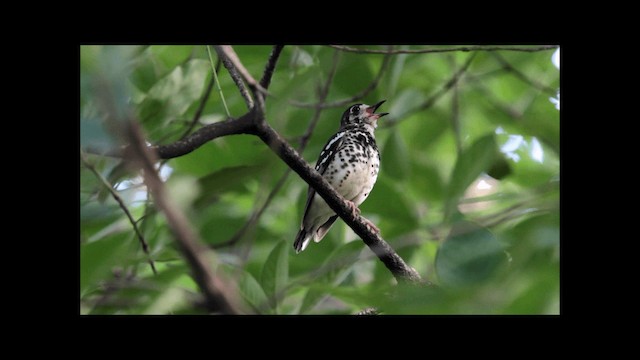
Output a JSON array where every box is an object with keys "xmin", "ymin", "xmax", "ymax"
[{"xmin": 365, "ymin": 100, "xmax": 389, "ymax": 119}]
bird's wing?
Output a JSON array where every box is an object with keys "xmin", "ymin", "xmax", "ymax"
[{"xmin": 301, "ymin": 131, "xmax": 345, "ymax": 223}]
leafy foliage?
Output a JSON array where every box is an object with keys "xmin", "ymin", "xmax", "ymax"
[{"xmin": 80, "ymin": 45, "xmax": 560, "ymax": 314}]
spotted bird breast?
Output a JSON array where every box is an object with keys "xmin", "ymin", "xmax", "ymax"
[{"xmin": 323, "ymin": 130, "xmax": 379, "ymax": 207}]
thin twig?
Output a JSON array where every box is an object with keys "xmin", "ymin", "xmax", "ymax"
[
  {"xmin": 290, "ymin": 51, "xmax": 392, "ymax": 109},
  {"xmin": 300, "ymin": 50, "xmax": 341, "ymax": 145},
  {"xmin": 214, "ymin": 45, "xmax": 254, "ymax": 110},
  {"xmin": 466, "ymin": 74, "xmax": 524, "ymax": 119},
  {"xmin": 491, "ymin": 52, "xmax": 557, "ymax": 95},
  {"xmin": 329, "ymin": 44, "xmax": 559, "ymax": 55},
  {"xmin": 215, "ymin": 45, "xmax": 269, "ymax": 99},
  {"xmin": 381, "ymin": 53, "xmax": 477, "ymax": 128},
  {"xmin": 259, "ymin": 45, "xmax": 284, "ymax": 90},
  {"xmin": 207, "ymin": 46, "xmax": 232, "ymax": 117},
  {"xmin": 80, "ymin": 150, "xmax": 157, "ymax": 275},
  {"xmin": 450, "ymin": 56, "xmax": 462, "ymax": 155},
  {"xmin": 180, "ymin": 58, "xmax": 220, "ymax": 139}
]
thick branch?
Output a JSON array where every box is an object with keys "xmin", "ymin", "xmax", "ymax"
[
  {"xmin": 254, "ymin": 120, "xmax": 421, "ymax": 284},
  {"xmin": 330, "ymin": 44, "xmax": 559, "ymax": 55},
  {"xmin": 153, "ymin": 114, "xmax": 256, "ymax": 159}
]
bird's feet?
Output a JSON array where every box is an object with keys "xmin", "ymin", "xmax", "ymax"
[
  {"xmin": 344, "ymin": 199, "xmax": 361, "ymax": 217},
  {"xmin": 344, "ymin": 200, "xmax": 380, "ymax": 234}
]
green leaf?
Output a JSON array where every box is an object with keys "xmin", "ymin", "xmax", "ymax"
[
  {"xmin": 137, "ymin": 59, "xmax": 209, "ymax": 134},
  {"xmin": 239, "ymin": 270, "xmax": 270, "ymax": 313},
  {"xmin": 299, "ymin": 287, "xmax": 326, "ymax": 315},
  {"xmin": 435, "ymin": 221, "xmax": 506, "ymax": 287},
  {"xmin": 260, "ymin": 240, "xmax": 289, "ymax": 312},
  {"xmin": 445, "ymin": 134, "xmax": 498, "ymax": 220},
  {"xmin": 382, "ymin": 130, "xmax": 410, "ymax": 180}
]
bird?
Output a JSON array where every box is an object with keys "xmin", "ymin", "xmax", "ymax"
[{"xmin": 294, "ymin": 100, "xmax": 388, "ymax": 253}]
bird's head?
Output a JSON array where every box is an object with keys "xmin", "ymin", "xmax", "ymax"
[{"xmin": 340, "ymin": 100, "xmax": 389, "ymax": 129}]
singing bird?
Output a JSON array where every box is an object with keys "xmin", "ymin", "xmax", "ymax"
[{"xmin": 294, "ymin": 100, "xmax": 388, "ymax": 253}]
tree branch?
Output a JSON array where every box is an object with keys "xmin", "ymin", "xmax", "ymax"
[
  {"xmin": 215, "ymin": 45, "xmax": 269, "ymax": 99},
  {"xmin": 259, "ymin": 45, "xmax": 284, "ymax": 90},
  {"xmin": 124, "ymin": 121, "xmax": 241, "ymax": 314},
  {"xmin": 214, "ymin": 46, "xmax": 254, "ymax": 110},
  {"xmin": 330, "ymin": 44, "xmax": 559, "ymax": 55},
  {"xmin": 80, "ymin": 150, "xmax": 157, "ymax": 275},
  {"xmin": 152, "ymin": 114, "xmax": 256, "ymax": 159}
]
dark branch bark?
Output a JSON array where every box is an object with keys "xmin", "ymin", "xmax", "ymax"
[
  {"xmin": 259, "ymin": 45, "xmax": 284, "ymax": 90},
  {"xmin": 215, "ymin": 45, "xmax": 269, "ymax": 98},
  {"xmin": 214, "ymin": 46, "xmax": 254, "ymax": 110},
  {"xmin": 330, "ymin": 44, "xmax": 559, "ymax": 55},
  {"xmin": 152, "ymin": 114, "xmax": 256, "ymax": 159}
]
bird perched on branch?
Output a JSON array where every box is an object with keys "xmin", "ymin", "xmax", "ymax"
[{"xmin": 294, "ymin": 100, "xmax": 388, "ymax": 253}]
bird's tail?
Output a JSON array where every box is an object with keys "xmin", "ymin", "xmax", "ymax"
[{"xmin": 294, "ymin": 228, "xmax": 312, "ymax": 254}]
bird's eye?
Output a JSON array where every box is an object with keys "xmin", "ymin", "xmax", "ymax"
[{"xmin": 351, "ymin": 106, "xmax": 360, "ymax": 114}]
